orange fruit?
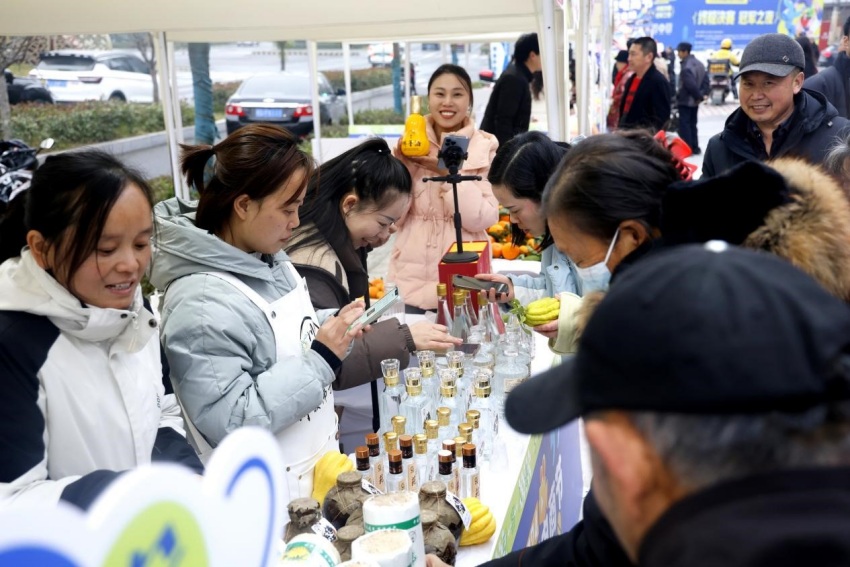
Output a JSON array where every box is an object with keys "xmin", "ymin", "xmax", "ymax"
[
  {"xmin": 501, "ymin": 243, "xmax": 522, "ymax": 260},
  {"xmin": 519, "ymin": 245, "xmax": 529, "ymax": 255},
  {"xmin": 492, "ymin": 242, "xmax": 502, "ymax": 258},
  {"xmin": 369, "ymin": 285, "xmax": 379, "ymax": 298}
]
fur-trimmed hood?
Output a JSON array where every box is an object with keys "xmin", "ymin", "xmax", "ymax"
[{"xmin": 747, "ymin": 157, "xmax": 850, "ymax": 302}]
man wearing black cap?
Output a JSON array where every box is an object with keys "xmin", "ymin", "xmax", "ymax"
[
  {"xmin": 675, "ymin": 42, "xmax": 707, "ymax": 154},
  {"xmin": 703, "ymin": 33, "xmax": 850, "ymax": 177},
  {"xmin": 504, "ymin": 243, "xmax": 850, "ymax": 566}
]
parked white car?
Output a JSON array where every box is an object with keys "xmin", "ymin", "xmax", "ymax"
[{"xmin": 29, "ymin": 50, "xmax": 155, "ymax": 103}]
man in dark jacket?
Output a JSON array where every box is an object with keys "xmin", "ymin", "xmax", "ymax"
[
  {"xmin": 618, "ymin": 37, "xmax": 671, "ymax": 131},
  {"xmin": 703, "ymin": 33, "xmax": 850, "ymax": 177},
  {"xmin": 480, "ymin": 33, "xmax": 541, "ymax": 145},
  {"xmin": 804, "ymin": 16, "xmax": 850, "ymax": 118},
  {"xmin": 499, "ymin": 243, "xmax": 850, "ymax": 567},
  {"xmin": 675, "ymin": 42, "xmax": 707, "ymax": 154}
]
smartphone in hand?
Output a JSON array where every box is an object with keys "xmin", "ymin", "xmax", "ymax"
[
  {"xmin": 347, "ymin": 286, "xmax": 401, "ymax": 331},
  {"xmin": 452, "ymin": 274, "xmax": 509, "ymax": 296}
]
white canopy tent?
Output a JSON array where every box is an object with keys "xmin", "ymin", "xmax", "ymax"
[{"xmin": 1, "ymin": 0, "xmax": 610, "ymax": 195}]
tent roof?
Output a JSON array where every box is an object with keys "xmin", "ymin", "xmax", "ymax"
[{"xmin": 3, "ymin": 0, "xmax": 539, "ymax": 42}]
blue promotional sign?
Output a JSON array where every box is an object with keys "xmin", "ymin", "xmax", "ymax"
[{"xmin": 614, "ymin": 0, "xmax": 824, "ymax": 52}]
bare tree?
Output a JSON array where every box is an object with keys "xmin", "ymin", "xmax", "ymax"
[
  {"xmin": 0, "ymin": 36, "xmax": 40, "ymax": 140},
  {"xmin": 129, "ymin": 33, "xmax": 159, "ymax": 103}
]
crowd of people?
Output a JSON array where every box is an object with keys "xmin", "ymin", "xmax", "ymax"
[{"xmin": 2, "ymin": 26, "xmax": 850, "ymax": 567}]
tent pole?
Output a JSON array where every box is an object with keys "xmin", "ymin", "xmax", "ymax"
[
  {"xmin": 404, "ymin": 41, "xmax": 411, "ymax": 115},
  {"xmin": 166, "ymin": 39, "xmax": 184, "ymax": 147},
  {"xmin": 577, "ymin": 0, "xmax": 591, "ymax": 136},
  {"xmin": 154, "ymin": 31, "xmax": 186, "ymax": 199},
  {"xmin": 541, "ymin": 0, "xmax": 562, "ymax": 141},
  {"xmin": 307, "ymin": 40, "xmax": 323, "ymax": 163},
  {"xmin": 343, "ymin": 42, "xmax": 354, "ymax": 128}
]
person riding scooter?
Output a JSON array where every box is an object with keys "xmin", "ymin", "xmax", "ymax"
[{"xmin": 711, "ymin": 38, "xmax": 739, "ymax": 99}]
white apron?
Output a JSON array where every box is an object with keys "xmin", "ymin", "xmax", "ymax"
[{"xmin": 188, "ymin": 263, "xmax": 338, "ymax": 505}]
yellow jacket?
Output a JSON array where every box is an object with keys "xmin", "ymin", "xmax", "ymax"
[{"xmin": 711, "ymin": 47, "xmax": 740, "ymax": 67}]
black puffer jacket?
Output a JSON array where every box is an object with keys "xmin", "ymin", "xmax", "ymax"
[
  {"xmin": 480, "ymin": 62, "xmax": 533, "ymax": 146},
  {"xmin": 702, "ymin": 89, "xmax": 850, "ymax": 177},
  {"xmin": 804, "ymin": 51, "xmax": 850, "ymax": 118}
]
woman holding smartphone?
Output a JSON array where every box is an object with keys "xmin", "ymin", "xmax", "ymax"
[
  {"xmin": 389, "ymin": 64, "xmax": 499, "ymax": 311},
  {"xmin": 150, "ymin": 124, "xmax": 365, "ymax": 504}
]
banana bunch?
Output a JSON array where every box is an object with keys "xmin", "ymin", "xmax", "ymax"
[
  {"xmin": 522, "ymin": 297, "xmax": 561, "ymax": 327},
  {"xmin": 459, "ymin": 497, "xmax": 497, "ymax": 546},
  {"xmin": 311, "ymin": 450, "xmax": 355, "ymax": 504}
]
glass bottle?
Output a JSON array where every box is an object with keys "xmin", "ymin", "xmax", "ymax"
[
  {"xmin": 436, "ymin": 406, "xmax": 455, "ymax": 444},
  {"xmin": 442, "ymin": 439, "xmax": 460, "ymax": 494},
  {"xmin": 460, "ymin": 443, "xmax": 480, "ymax": 499},
  {"xmin": 355, "ymin": 445, "xmax": 372, "ymax": 482},
  {"xmin": 435, "ymin": 283, "xmax": 453, "ymax": 328},
  {"xmin": 379, "ymin": 359, "xmax": 405, "ymax": 440},
  {"xmin": 465, "ymin": 410, "xmax": 480, "ymax": 449},
  {"xmin": 450, "ymin": 290, "xmax": 470, "ymax": 342},
  {"xmin": 493, "ymin": 343, "xmax": 529, "ymax": 413},
  {"xmin": 446, "ymin": 352, "xmax": 471, "ymax": 415},
  {"xmin": 439, "ymin": 371, "xmax": 464, "ymax": 427},
  {"xmin": 468, "ymin": 372, "xmax": 497, "ymax": 461},
  {"xmin": 458, "ymin": 423, "xmax": 473, "ymax": 446},
  {"xmin": 386, "ymin": 449, "xmax": 407, "ymax": 493},
  {"xmin": 365, "ymin": 432, "xmax": 385, "ymax": 492},
  {"xmin": 383, "ymin": 431, "xmax": 399, "ymax": 483},
  {"xmin": 417, "ymin": 350, "xmax": 440, "ymax": 411},
  {"xmin": 399, "ymin": 434, "xmax": 418, "ymax": 491},
  {"xmin": 399, "ymin": 367, "xmax": 430, "ymax": 436},
  {"xmin": 462, "ymin": 289, "xmax": 479, "ymax": 326},
  {"xmin": 424, "ymin": 419, "xmax": 441, "ymax": 481},
  {"xmin": 477, "ymin": 291, "xmax": 501, "ymax": 343},
  {"xmin": 437, "ymin": 449, "xmax": 457, "ymax": 494},
  {"xmin": 413, "ymin": 433, "xmax": 430, "ymax": 491}
]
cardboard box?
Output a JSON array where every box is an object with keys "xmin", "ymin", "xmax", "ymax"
[{"xmin": 438, "ymin": 240, "xmax": 492, "ymax": 312}]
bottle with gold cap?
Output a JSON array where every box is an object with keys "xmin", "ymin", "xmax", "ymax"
[
  {"xmin": 468, "ymin": 370, "xmax": 498, "ymax": 461},
  {"xmin": 458, "ymin": 423, "xmax": 473, "ymax": 445},
  {"xmin": 435, "ymin": 284, "xmax": 453, "ymax": 328},
  {"xmin": 379, "ymin": 359, "xmax": 406, "ymax": 441},
  {"xmin": 386, "ymin": 449, "xmax": 407, "ymax": 493},
  {"xmin": 391, "ymin": 415, "xmax": 407, "ymax": 437},
  {"xmin": 399, "ymin": 434, "xmax": 418, "ymax": 491},
  {"xmin": 460, "ymin": 443, "xmax": 480, "ymax": 499},
  {"xmin": 399, "ymin": 367, "xmax": 430, "ymax": 435},
  {"xmin": 437, "ymin": 449, "xmax": 457, "ymax": 494},
  {"xmin": 450, "ymin": 290, "xmax": 470, "ymax": 342},
  {"xmin": 446, "ymin": 351, "xmax": 471, "ymax": 416},
  {"xmin": 462, "ymin": 289, "xmax": 479, "ymax": 326},
  {"xmin": 382, "ymin": 431, "xmax": 399, "ymax": 486},
  {"xmin": 366, "ymin": 432, "xmax": 385, "ymax": 492},
  {"xmin": 424, "ymin": 418, "xmax": 441, "ymax": 480},
  {"xmin": 413, "ymin": 433, "xmax": 430, "ymax": 490},
  {"xmin": 401, "ymin": 95, "xmax": 430, "ymax": 157},
  {"xmin": 436, "ymin": 405, "xmax": 454, "ymax": 445},
  {"xmin": 417, "ymin": 349, "xmax": 439, "ymax": 410},
  {"xmin": 438, "ymin": 369, "xmax": 462, "ymax": 430},
  {"xmin": 464, "ymin": 410, "xmax": 480, "ymax": 449}
]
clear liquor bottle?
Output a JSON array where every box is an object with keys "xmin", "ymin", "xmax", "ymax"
[
  {"xmin": 446, "ymin": 352, "xmax": 471, "ymax": 415},
  {"xmin": 435, "ymin": 283, "xmax": 453, "ymax": 328},
  {"xmin": 424, "ymin": 419, "xmax": 441, "ymax": 482},
  {"xmin": 465, "ymin": 410, "xmax": 480, "ymax": 451},
  {"xmin": 437, "ymin": 449, "xmax": 457, "ymax": 494},
  {"xmin": 438, "ymin": 374, "xmax": 463, "ymax": 431},
  {"xmin": 444, "ymin": 439, "xmax": 461, "ymax": 494},
  {"xmin": 386, "ymin": 450, "xmax": 407, "ymax": 494},
  {"xmin": 476, "ymin": 291, "xmax": 500, "ymax": 343},
  {"xmin": 493, "ymin": 344, "xmax": 529, "ymax": 413},
  {"xmin": 391, "ymin": 415, "xmax": 407, "ymax": 437},
  {"xmin": 379, "ymin": 358, "xmax": 406, "ymax": 440},
  {"xmin": 460, "ymin": 443, "xmax": 481, "ymax": 499},
  {"xmin": 462, "ymin": 289, "xmax": 479, "ymax": 326},
  {"xmin": 413, "ymin": 433, "xmax": 430, "ymax": 491},
  {"xmin": 365, "ymin": 432, "xmax": 385, "ymax": 492},
  {"xmin": 399, "ymin": 434, "xmax": 418, "ymax": 492},
  {"xmin": 450, "ymin": 290, "xmax": 470, "ymax": 342},
  {"xmin": 355, "ymin": 445, "xmax": 373, "ymax": 483},
  {"xmin": 399, "ymin": 367, "xmax": 430, "ymax": 436},
  {"xmin": 469, "ymin": 371, "xmax": 498, "ymax": 461},
  {"xmin": 417, "ymin": 350, "xmax": 440, "ymax": 412}
]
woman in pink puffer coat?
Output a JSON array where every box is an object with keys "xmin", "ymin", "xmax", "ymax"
[{"xmin": 390, "ymin": 64, "xmax": 499, "ymax": 311}]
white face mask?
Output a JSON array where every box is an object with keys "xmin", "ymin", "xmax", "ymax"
[{"xmin": 576, "ymin": 229, "xmax": 620, "ymax": 294}]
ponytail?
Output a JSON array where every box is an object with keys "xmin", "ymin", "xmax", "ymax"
[
  {"xmin": 0, "ymin": 191, "xmax": 29, "ymax": 264},
  {"xmin": 179, "ymin": 144, "xmax": 215, "ymax": 196}
]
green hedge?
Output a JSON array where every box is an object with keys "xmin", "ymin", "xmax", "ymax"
[
  {"xmin": 212, "ymin": 81, "xmax": 241, "ymax": 114},
  {"xmin": 10, "ymin": 102, "xmax": 195, "ymax": 150},
  {"xmin": 323, "ymin": 68, "xmax": 392, "ymax": 92}
]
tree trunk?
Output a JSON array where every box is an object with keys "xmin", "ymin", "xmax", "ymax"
[
  {"xmin": 392, "ymin": 43, "xmax": 402, "ymax": 114},
  {"xmin": 189, "ymin": 43, "xmax": 217, "ymax": 146},
  {"xmin": 150, "ymin": 66, "xmax": 160, "ymax": 104},
  {"xmin": 276, "ymin": 41, "xmax": 287, "ymax": 70},
  {"xmin": 0, "ymin": 81, "xmax": 12, "ymax": 140}
]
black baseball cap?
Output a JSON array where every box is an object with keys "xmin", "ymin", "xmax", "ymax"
[
  {"xmin": 735, "ymin": 33, "xmax": 805, "ymax": 79},
  {"xmin": 506, "ymin": 243, "xmax": 850, "ymax": 434}
]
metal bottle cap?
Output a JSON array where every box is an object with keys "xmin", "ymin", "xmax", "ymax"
[
  {"xmin": 392, "ymin": 415, "xmax": 407, "ymax": 435},
  {"xmin": 436, "ymin": 283, "xmax": 448, "ymax": 298},
  {"xmin": 425, "ymin": 419, "xmax": 440, "ymax": 438},
  {"xmin": 383, "ymin": 431, "xmax": 398, "ymax": 451},
  {"xmin": 413, "ymin": 433, "xmax": 428, "ymax": 454},
  {"xmin": 453, "ymin": 436, "xmax": 466, "ymax": 457},
  {"xmin": 466, "ymin": 410, "xmax": 480, "ymax": 429},
  {"xmin": 458, "ymin": 423, "xmax": 473, "ymax": 442},
  {"xmin": 437, "ymin": 407, "xmax": 451, "ymax": 427}
]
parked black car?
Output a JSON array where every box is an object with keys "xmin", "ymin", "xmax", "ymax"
[
  {"xmin": 4, "ymin": 70, "xmax": 53, "ymax": 104},
  {"xmin": 224, "ymin": 71, "xmax": 346, "ymax": 137}
]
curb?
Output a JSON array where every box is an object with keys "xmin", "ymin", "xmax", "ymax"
[{"xmin": 250, "ymin": 50, "xmax": 364, "ymax": 57}]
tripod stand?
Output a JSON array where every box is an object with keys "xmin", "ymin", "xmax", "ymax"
[{"xmin": 423, "ymin": 143, "xmax": 481, "ymax": 263}]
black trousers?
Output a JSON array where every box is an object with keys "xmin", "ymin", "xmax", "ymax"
[{"xmin": 678, "ymin": 105, "xmax": 699, "ymax": 152}]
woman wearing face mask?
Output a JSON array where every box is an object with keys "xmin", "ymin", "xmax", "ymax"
[
  {"xmin": 286, "ymin": 138, "xmax": 460, "ymax": 386},
  {"xmin": 474, "ymin": 132, "xmax": 581, "ymax": 314},
  {"xmin": 150, "ymin": 124, "xmax": 365, "ymax": 503},
  {"xmin": 0, "ymin": 151, "xmax": 202, "ymax": 508},
  {"xmin": 540, "ymin": 131, "xmax": 682, "ymax": 352},
  {"xmin": 389, "ymin": 64, "xmax": 500, "ymax": 311}
]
